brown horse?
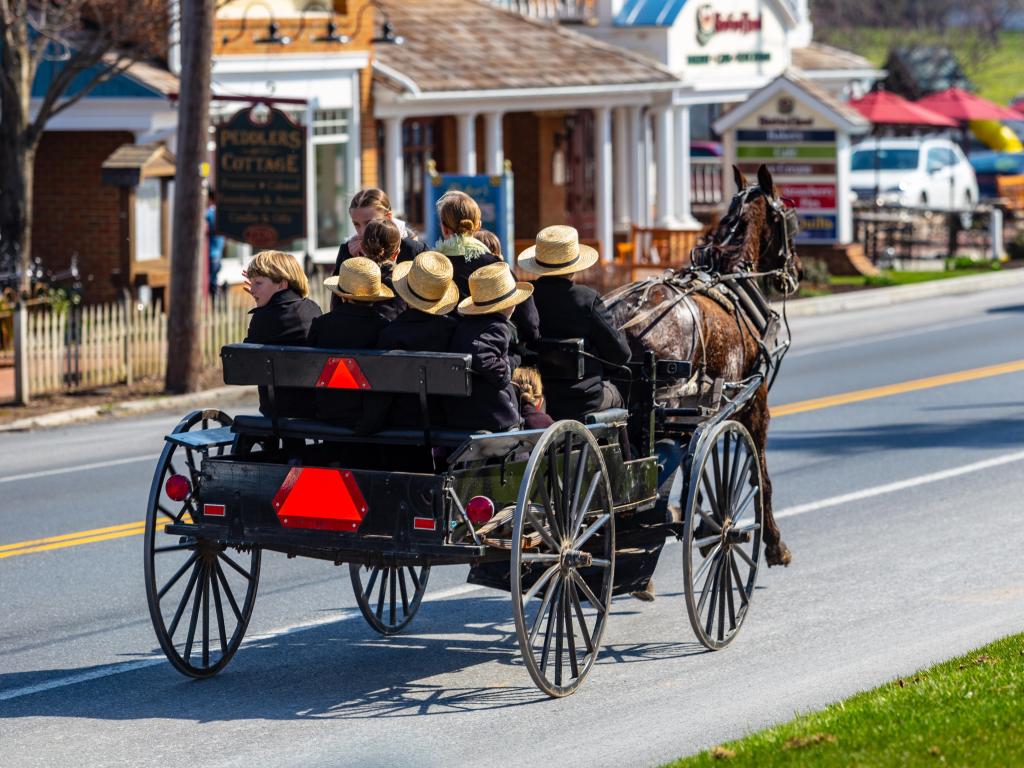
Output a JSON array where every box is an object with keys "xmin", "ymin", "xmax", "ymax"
[{"xmin": 605, "ymin": 165, "xmax": 801, "ymax": 566}]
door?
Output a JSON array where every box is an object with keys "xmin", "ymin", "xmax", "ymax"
[{"xmin": 564, "ymin": 110, "xmax": 596, "ymax": 237}]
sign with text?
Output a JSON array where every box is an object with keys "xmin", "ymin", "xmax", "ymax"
[
  {"xmin": 778, "ymin": 183, "xmax": 837, "ymax": 211},
  {"xmin": 423, "ymin": 171, "xmax": 515, "ymax": 262},
  {"xmin": 215, "ymin": 105, "xmax": 306, "ymax": 248},
  {"xmin": 795, "ymin": 214, "xmax": 837, "ymax": 243}
]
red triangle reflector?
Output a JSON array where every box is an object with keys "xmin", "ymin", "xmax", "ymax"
[
  {"xmin": 272, "ymin": 467, "xmax": 368, "ymax": 532},
  {"xmin": 316, "ymin": 357, "xmax": 371, "ymax": 390}
]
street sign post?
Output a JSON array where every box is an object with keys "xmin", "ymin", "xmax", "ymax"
[{"xmin": 423, "ymin": 165, "xmax": 515, "ymax": 262}]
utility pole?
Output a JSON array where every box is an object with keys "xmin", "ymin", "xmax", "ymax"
[{"xmin": 166, "ymin": 0, "xmax": 214, "ymax": 393}]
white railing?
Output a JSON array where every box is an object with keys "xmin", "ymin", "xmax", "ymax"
[
  {"xmin": 486, "ymin": 0, "xmax": 597, "ymax": 23},
  {"xmin": 691, "ymin": 157, "xmax": 725, "ymax": 206}
]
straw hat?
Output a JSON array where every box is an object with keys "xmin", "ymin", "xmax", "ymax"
[
  {"xmin": 391, "ymin": 251, "xmax": 460, "ymax": 315},
  {"xmin": 323, "ymin": 257, "xmax": 394, "ymax": 302},
  {"xmin": 458, "ymin": 263, "xmax": 534, "ymax": 316},
  {"xmin": 516, "ymin": 225, "xmax": 599, "ymax": 277}
]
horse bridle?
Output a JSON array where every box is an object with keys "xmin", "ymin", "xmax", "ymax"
[{"xmin": 693, "ymin": 184, "xmax": 801, "ymax": 295}]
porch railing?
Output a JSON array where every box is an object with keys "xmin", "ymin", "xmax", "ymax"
[{"xmin": 485, "ymin": 0, "xmax": 597, "ymax": 24}]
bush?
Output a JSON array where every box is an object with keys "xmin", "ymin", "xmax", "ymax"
[
  {"xmin": 944, "ymin": 255, "xmax": 1000, "ymax": 271},
  {"xmin": 800, "ymin": 258, "xmax": 830, "ymax": 288}
]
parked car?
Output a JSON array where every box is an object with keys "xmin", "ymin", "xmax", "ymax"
[
  {"xmin": 849, "ymin": 137, "xmax": 979, "ymax": 211},
  {"xmin": 969, "ymin": 150, "xmax": 1024, "ymax": 199}
]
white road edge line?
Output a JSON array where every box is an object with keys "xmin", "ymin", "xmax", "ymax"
[
  {"xmin": 775, "ymin": 449, "xmax": 1024, "ymax": 520},
  {"xmin": 0, "ymin": 454, "xmax": 162, "ymax": 484},
  {"xmin": 0, "ymin": 583, "xmax": 484, "ymax": 702}
]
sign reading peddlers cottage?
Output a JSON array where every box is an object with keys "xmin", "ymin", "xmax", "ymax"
[{"xmin": 215, "ymin": 105, "xmax": 306, "ymax": 248}]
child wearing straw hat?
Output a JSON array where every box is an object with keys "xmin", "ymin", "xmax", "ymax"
[
  {"xmin": 517, "ymin": 225, "xmax": 631, "ymax": 421},
  {"xmin": 355, "ymin": 251, "xmax": 460, "ymax": 435},
  {"xmin": 445, "ymin": 262, "xmax": 534, "ymax": 433},
  {"xmin": 310, "ymin": 258, "xmax": 395, "ymax": 425}
]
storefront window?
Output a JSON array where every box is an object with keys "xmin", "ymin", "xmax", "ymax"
[{"xmin": 315, "ymin": 142, "xmax": 349, "ymax": 250}]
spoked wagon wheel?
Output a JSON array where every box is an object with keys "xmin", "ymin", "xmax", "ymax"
[
  {"xmin": 349, "ymin": 563, "xmax": 431, "ymax": 635},
  {"xmin": 144, "ymin": 409, "xmax": 261, "ymax": 678},
  {"xmin": 682, "ymin": 420, "xmax": 763, "ymax": 651},
  {"xmin": 511, "ymin": 421, "xmax": 615, "ymax": 697}
]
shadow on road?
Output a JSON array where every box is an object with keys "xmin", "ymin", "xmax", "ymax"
[
  {"xmin": 0, "ymin": 592, "xmax": 708, "ymax": 721},
  {"xmin": 769, "ymin": 414, "xmax": 1024, "ymax": 456}
]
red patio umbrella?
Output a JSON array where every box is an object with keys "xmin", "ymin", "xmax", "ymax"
[
  {"xmin": 849, "ymin": 91, "xmax": 958, "ymax": 127},
  {"xmin": 916, "ymin": 87, "xmax": 1024, "ymax": 122}
]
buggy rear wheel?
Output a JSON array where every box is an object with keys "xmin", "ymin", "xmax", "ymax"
[
  {"xmin": 682, "ymin": 420, "xmax": 762, "ymax": 650},
  {"xmin": 144, "ymin": 410, "xmax": 261, "ymax": 678},
  {"xmin": 349, "ymin": 563, "xmax": 431, "ymax": 635},
  {"xmin": 511, "ymin": 421, "xmax": 615, "ymax": 697}
]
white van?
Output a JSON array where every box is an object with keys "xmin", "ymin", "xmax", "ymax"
[{"xmin": 849, "ymin": 137, "xmax": 979, "ymax": 211}]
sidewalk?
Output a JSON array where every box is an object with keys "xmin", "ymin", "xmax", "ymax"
[{"xmin": 3, "ymin": 266, "xmax": 1022, "ymax": 432}]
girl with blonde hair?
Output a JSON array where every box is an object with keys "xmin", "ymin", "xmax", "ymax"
[{"xmin": 433, "ymin": 190, "xmax": 501, "ymax": 298}]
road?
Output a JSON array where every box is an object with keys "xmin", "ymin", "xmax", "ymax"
[{"xmin": 1, "ymin": 286, "xmax": 1022, "ymax": 767}]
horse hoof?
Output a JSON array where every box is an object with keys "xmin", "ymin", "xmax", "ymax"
[{"xmin": 765, "ymin": 542, "xmax": 792, "ymax": 567}]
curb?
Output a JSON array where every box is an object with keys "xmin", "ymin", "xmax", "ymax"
[
  {"xmin": 782, "ymin": 268, "xmax": 1024, "ymax": 317},
  {"xmin": 0, "ymin": 385, "xmax": 257, "ymax": 433}
]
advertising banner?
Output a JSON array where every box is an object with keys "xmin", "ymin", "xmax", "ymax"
[
  {"xmin": 215, "ymin": 105, "xmax": 306, "ymax": 248},
  {"xmin": 423, "ymin": 171, "xmax": 515, "ymax": 262}
]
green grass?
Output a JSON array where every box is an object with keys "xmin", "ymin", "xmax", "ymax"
[
  {"xmin": 663, "ymin": 633, "xmax": 1024, "ymax": 768},
  {"xmin": 818, "ymin": 28, "xmax": 1024, "ymax": 106},
  {"xmin": 824, "ymin": 265, "xmax": 998, "ymax": 290}
]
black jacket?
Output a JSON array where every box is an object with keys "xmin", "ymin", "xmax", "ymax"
[
  {"xmin": 444, "ymin": 313, "xmax": 520, "ymax": 433},
  {"xmin": 307, "ymin": 302, "xmax": 390, "ymax": 424},
  {"xmin": 244, "ymin": 288, "xmax": 322, "ymax": 416},
  {"xmin": 530, "ymin": 276, "xmax": 631, "ymax": 420},
  {"xmin": 445, "ymin": 250, "xmax": 541, "ymax": 363},
  {"xmin": 356, "ymin": 308, "xmax": 457, "ymax": 433},
  {"xmin": 331, "ymin": 237, "xmax": 424, "ymax": 313}
]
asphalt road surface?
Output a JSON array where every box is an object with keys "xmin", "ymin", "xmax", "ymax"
[{"xmin": 1, "ymin": 286, "xmax": 1022, "ymax": 767}]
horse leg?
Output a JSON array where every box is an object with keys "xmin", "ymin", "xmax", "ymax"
[{"xmin": 742, "ymin": 384, "xmax": 791, "ymax": 567}]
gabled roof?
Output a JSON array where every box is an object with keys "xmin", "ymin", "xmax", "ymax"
[
  {"xmin": 101, "ymin": 143, "xmax": 176, "ymax": 186},
  {"xmin": 791, "ymin": 42, "xmax": 876, "ymax": 75},
  {"xmin": 713, "ymin": 70, "xmax": 870, "ymax": 134},
  {"xmin": 373, "ymin": 0, "xmax": 679, "ymax": 95}
]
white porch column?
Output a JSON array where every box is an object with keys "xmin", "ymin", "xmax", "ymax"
[
  {"xmin": 629, "ymin": 105, "xmax": 646, "ymax": 227},
  {"xmin": 593, "ymin": 106, "xmax": 613, "ymax": 262},
  {"xmin": 673, "ymin": 104, "xmax": 701, "ymax": 230},
  {"xmin": 383, "ymin": 116, "xmax": 406, "ymax": 218},
  {"xmin": 653, "ymin": 105, "xmax": 679, "ymax": 228},
  {"xmin": 613, "ymin": 106, "xmax": 632, "ymax": 232},
  {"xmin": 484, "ymin": 111, "xmax": 504, "ymax": 176},
  {"xmin": 457, "ymin": 113, "xmax": 478, "ymax": 175}
]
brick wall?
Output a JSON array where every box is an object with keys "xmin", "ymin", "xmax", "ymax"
[{"xmin": 31, "ymin": 131, "xmax": 135, "ymax": 305}]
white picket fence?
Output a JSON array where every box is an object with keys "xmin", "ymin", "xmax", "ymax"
[{"xmin": 23, "ymin": 293, "xmax": 248, "ymax": 395}]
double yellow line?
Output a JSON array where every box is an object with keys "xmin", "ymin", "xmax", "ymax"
[
  {"xmin": 2, "ymin": 358, "xmax": 1023, "ymax": 561},
  {"xmin": 0, "ymin": 521, "xmax": 152, "ymax": 560}
]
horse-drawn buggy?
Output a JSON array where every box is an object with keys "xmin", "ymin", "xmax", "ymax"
[{"xmin": 144, "ymin": 168, "xmax": 800, "ymax": 697}]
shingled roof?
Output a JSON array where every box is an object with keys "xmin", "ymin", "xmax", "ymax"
[{"xmin": 373, "ymin": 0, "xmax": 679, "ymax": 94}]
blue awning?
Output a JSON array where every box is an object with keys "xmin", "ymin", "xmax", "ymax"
[{"xmin": 614, "ymin": 0, "xmax": 689, "ymax": 27}]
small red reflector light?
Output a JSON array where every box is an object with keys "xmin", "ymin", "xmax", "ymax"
[
  {"xmin": 165, "ymin": 474, "xmax": 191, "ymax": 502},
  {"xmin": 204, "ymin": 503, "xmax": 226, "ymax": 517},
  {"xmin": 413, "ymin": 517, "xmax": 436, "ymax": 531},
  {"xmin": 466, "ymin": 496, "xmax": 495, "ymax": 525}
]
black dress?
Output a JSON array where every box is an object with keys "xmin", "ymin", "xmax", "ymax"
[
  {"xmin": 530, "ymin": 276, "xmax": 631, "ymax": 420},
  {"xmin": 307, "ymin": 302, "xmax": 390, "ymax": 424},
  {"xmin": 444, "ymin": 313, "xmax": 520, "ymax": 433},
  {"xmin": 355, "ymin": 308, "xmax": 458, "ymax": 434},
  {"xmin": 244, "ymin": 288, "xmax": 322, "ymax": 416}
]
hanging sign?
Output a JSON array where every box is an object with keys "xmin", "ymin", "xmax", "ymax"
[
  {"xmin": 423, "ymin": 170, "xmax": 515, "ymax": 263},
  {"xmin": 215, "ymin": 104, "xmax": 306, "ymax": 248}
]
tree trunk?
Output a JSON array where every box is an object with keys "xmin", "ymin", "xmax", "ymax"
[
  {"xmin": 165, "ymin": 0, "xmax": 214, "ymax": 394},
  {"xmin": 0, "ymin": 14, "xmax": 36, "ymax": 299}
]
